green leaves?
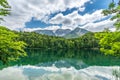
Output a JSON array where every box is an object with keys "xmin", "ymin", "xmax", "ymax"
[
  {"xmin": 0, "ymin": 8, "xmax": 10, "ymax": 16},
  {"xmin": 0, "ymin": 0, "xmax": 10, "ymax": 22},
  {"xmin": 102, "ymin": 1, "xmax": 120, "ymax": 30},
  {"xmin": 18, "ymin": 31, "xmax": 98, "ymax": 49},
  {"xmin": 95, "ymin": 32, "xmax": 120, "ymax": 56},
  {"xmin": 109, "ymin": 2, "xmax": 115, "ymax": 10},
  {"xmin": 0, "ymin": 26, "xmax": 27, "ymax": 64},
  {"xmin": 0, "ymin": 0, "xmax": 10, "ymax": 8},
  {"xmin": 102, "ymin": 10, "xmax": 111, "ymax": 16},
  {"xmin": 96, "ymin": 1, "xmax": 120, "ymax": 57}
]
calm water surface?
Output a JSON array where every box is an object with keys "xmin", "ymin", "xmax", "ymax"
[{"xmin": 0, "ymin": 49, "xmax": 120, "ymax": 80}]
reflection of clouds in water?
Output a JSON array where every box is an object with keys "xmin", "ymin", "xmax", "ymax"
[
  {"xmin": 0, "ymin": 66, "xmax": 119, "ymax": 80},
  {"xmin": 36, "ymin": 60, "xmax": 88, "ymax": 70},
  {"xmin": 0, "ymin": 67, "xmax": 28, "ymax": 80}
]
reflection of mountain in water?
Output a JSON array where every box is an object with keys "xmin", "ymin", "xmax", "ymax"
[
  {"xmin": 0, "ymin": 65, "xmax": 119, "ymax": 80},
  {"xmin": 0, "ymin": 49, "xmax": 120, "ymax": 80},
  {"xmin": 11, "ymin": 49, "xmax": 120, "ymax": 68},
  {"xmin": 37, "ymin": 59, "xmax": 88, "ymax": 70}
]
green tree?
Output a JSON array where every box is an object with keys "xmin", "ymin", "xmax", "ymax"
[
  {"xmin": 0, "ymin": 0, "xmax": 10, "ymax": 21},
  {"xmin": 95, "ymin": 32, "xmax": 120, "ymax": 56},
  {"xmin": 0, "ymin": 0, "xmax": 27, "ymax": 64},
  {"xmin": 95, "ymin": 0, "xmax": 120, "ymax": 56},
  {"xmin": 102, "ymin": 0, "xmax": 120, "ymax": 30},
  {"xmin": 0, "ymin": 26, "xmax": 27, "ymax": 64}
]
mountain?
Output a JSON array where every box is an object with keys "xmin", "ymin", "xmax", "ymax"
[
  {"xmin": 35, "ymin": 30, "xmax": 55, "ymax": 36},
  {"xmin": 64, "ymin": 27, "xmax": 89, "ymax": 38},
  {"xmin": 34, "ymin": 29, "xmax": 71, "ymax": 37},
  {"xmin": 55, "ymin": 29, "xmax": 71, "ymax": 36},
  {"xmin": 33, "ymin": 27, "xmax": 89, "ymax": 38}
]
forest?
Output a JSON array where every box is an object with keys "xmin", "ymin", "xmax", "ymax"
[
  {"xmin": 18, "ymin": 31, "xmax": 99, "ymax": 49},
  {"xmin": 0, "ymin": 0, "xmax": 120, "ymax": 79},
  {"xmin": 0, "ymin": 0, "xmax": 120, "ymax": 64}
]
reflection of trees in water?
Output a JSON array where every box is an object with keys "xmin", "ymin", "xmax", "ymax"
[
  {"xmin": 0, "ymin": 49, "xmax": 120, "ymax": 70},
  {"xmin": 13, "ymin": 49, "xmax": 120, "ymax": 66},
  {"xmin": 112, "ymin": 68, "xmax": 120, "ymax": 80}
]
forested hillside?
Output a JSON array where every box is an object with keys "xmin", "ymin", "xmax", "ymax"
[{"xmin": 18, "ymin": 31, "xmax": 99, "ymax": 49}]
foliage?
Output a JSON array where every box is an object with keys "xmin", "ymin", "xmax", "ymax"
[
  {"xmin": 95, "ymin": 1, "xmax": 120, "ymax": 56},
  {"xmin": 0, "ymin": 0, "xmax": 10, "ymax": 21},
  {"xmin": 112, "ymin": 68, "xmax": 120, "ymax": 80},
  {"xmin": 18, "ymin": 32, "xmax": 99, "ymax": 49},
  {"xmin": 0, "ymin": 26, "xmax": 27, "ymax": 64},
  {"xmin": 0, "ymin": 0, "xmax": 27, "ymax": 64},
  {"xmin": 102, "ymin": 1, "xmax": 120, "ymax": 30},
  {"xmin": 95, "ymin": 32, "xmax": 120, "ymax": 56}
]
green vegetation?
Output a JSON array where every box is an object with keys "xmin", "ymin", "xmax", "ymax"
[
  {"xmin": 0, "ymin": 0, "xmax": 10, "ymax": 21},
  {"xmin": 0, "ymin": 26, "xmax": 99, "ymax": 64},
  {"xmin": 0, "ymin": 0, "xmax": 119, "ymax": 65},
  {"xmin": 112, "ymin": 68, "xmax": 120, "ymax": 80},
  {"xmin": 18, "ymin": 32, "xmax": 99, "ymax": 49},
  {"xmin": 0, "ymin": 26, "xmax": 27, "ymax": 64},
  {"xmin": 95, "ymin": 1, "xmax": 120, "ymax": 56},
  {"xmin": 102, "ymin": 0, "xmax": 120, "ymax": 30},
  {"xmin": 1, "ymin": 49, "xmax": 119, "ymax": 70},
  {"xmin": 0, "ymin": 0, "xmax": 27, "ymax": 64},
  {"xmin": 95, "ymin": 32, "xmax": 120, "ymax": 56}
]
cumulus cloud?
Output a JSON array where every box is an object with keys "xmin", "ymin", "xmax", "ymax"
[
  {"xmin": 49, "ymin": 9, "xmax": 113, "ymax": 31},
  {"xmin": 82, "ymin": 19, "xmax": 116, "ymax": 32},
  {"xmin": 1, "ymin": 0, "xmax": 90, "ymax": 30},
  {"xmin": 1, "ymin": 0, "xmax": 115, "ymax": 32},
  {"xmin": 50, "ymin": 13, "xmax": 64, "ymax": 24},
  {"xmin": 23, "ymin": 26, "xmax": 60, "ymax": 32},
  {"xmin": 82, "ymin": 9, "xmax": 105, "ymax": 24}
]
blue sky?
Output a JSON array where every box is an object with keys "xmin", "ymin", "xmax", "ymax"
[
  {"xmin": 2, "ymin": 0, "xmax": 118, "ymax": 32},
  {"xmin": 25, "ymin": 0, "xmax": 111, "ymax": 28}
]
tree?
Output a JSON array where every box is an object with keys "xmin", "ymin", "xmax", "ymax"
[
  {"xmin": 0, "ymin": 26, "xmax": 27, "ymax": 64},
  {"xmin": 95, "ymin": 0, "xmax": 120, "ymax": 56},
  {"xmin": 103, "ymin": 28, "xmax": 111, "ymax": 32},
  {"xmin": 95, "ymin": 32, "xmax": 120, "ymax": 56},
  {"xmin": 0, "ymin": 0, "xmax": 27, "ymax": 64},
  {"xmin": 0, "ymin": 0, "xmax": 10, "ymax": 21},
  {"xmin": 102, "ymin": 0, "xmax": 120, "ymax": 30}
]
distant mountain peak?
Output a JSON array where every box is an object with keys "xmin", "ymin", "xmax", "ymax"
[
  {"xmin": 33, "ymin": 27, "xmax": 89, "ymax": 38},
  {"xmin": 35, "ymin": 30, "xmax": 55, "ymax": 36},
  {"xmin": 55, "ymin": 29, "xmax": 71, "ymax": 36},
  {"xmin": 64, "ymin": 27, "xmax": 89, "ymax": 38}
]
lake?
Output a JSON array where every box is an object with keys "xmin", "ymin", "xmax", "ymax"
[{"xmin": 0, "ymin": 49, "xmax": 120, "ymax": 80}]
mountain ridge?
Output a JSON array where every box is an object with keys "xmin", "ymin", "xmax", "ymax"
[{"xmin": 34, "ymin": 27, "xmax": 89, "ymax": 38}]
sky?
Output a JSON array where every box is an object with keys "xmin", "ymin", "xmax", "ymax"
[{"xmin": 1, "ymin": 0, "xmax": 119, "ymax": 32}]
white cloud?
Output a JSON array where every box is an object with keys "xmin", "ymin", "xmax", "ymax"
[
  {"xmin": 23, "ymin": 26, "xmax": 60, "ymax": 32},
  {"xmin": 50, "ymin": 13, "xmax": 64, "ymax": 24},
  {"xmin": 79, "ymin": 7, "xmax": 85, "ymax": 12},
  {"xmin": 82, "ymin": 9, "xmax": 105, "ymax": 24},
  {"xmin": 1, "ymin": 0, "xmax": 90, "ymax": 30},
  {"xmin": 82, "ymin": 19, "xmax": 116, "ymax": 32},
  {"xmin": 49, "ymin": 9, "xmax": 111, "ymax": 31},
  {"xmin": 1, "ymin": 0, "xmax": 115, "ymax": 32}
]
